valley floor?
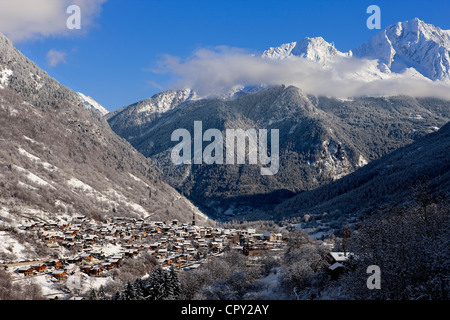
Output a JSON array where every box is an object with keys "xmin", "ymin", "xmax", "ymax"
[{"xmin": 0, "ymin": 215, "xmax": 287, "ymax": 299}]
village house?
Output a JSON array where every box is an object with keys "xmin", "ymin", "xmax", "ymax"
[
  {"xmin": 44, "ymin": 235, "xmax": 57, "ymax": 244},
  {"xmin": 31, "ymin": 263, "xmax": 46, "ymax": 273},
  {"xmin": 262, "ymin": 232, "xmax": 277, "ymax": 242},
  {"xmin": 107, "ymin": 258, "xmax": 121, "ymax": 269},
  {"xmin": 81, "ymin": 265, "xmax": 92, "ymax": 274},
  {"xmin": 90, "ymin": 265, "xmax": 103, "ymax": 276},
  {"xmin": 84, "ymin": 235, "xmax": 97, "ymax": 244},
  {"xmin": 48, "ymin": 260, "xmax": 64, "ymax": 269},
  {"xmin": 58, "ymin": 222, "xmax": 70, "ymax": 230},
  {"xmin": 16, "ymin": 213, "xmax": 289, "ymax": 283},
  {"xmin": 328, "ymin": 262, "xmax": 345, "ymax": 280},
  {"xmin": 329, "ymin": 252, "xmax": 352, "ymax": 264},
  {"xmin": 52, "ymin": 270, "xmax": 68, "ymax": 281},
  {"xmin": 80, "ymin": 253, "xmax": 94, "ymax": 263},
  {"xmin": 64, "ymin": 264, "xmax": 77, "ymax": 275},
  {"xmin": 20, "ymin": 222, "xmax": 37, "ymax": 230},
  {"xmin": 17, "ymin": 266, "xmax": 35, "ymax": 276}
]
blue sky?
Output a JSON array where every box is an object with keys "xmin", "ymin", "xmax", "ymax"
[{"xmin": 8, "ymin": 0, "xmax": 450, "ymax": 111}]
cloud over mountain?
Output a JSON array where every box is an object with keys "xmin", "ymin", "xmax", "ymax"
[{"xmin": 155, "ymin": 19, "xmax": 450, "ymax": 101}]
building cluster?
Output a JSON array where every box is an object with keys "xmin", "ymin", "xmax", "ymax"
[{"xmin": 15, "ymin": 216, "xmax": 286, "ymax": 281}]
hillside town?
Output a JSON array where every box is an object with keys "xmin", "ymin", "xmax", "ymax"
[{"xmin": 5, "ymin": 213, "xmax": 286, "ymax": 283}]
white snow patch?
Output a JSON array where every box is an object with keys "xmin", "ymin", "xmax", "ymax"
[
  {"xmin": 358, "ymin": 155, "xmax": 368, "ymax": 167},
  {"xmin": 18, "ymin": 147, "xmax": 58, "ymax": 172},
  {"xmin": 23, "ymin": 135, "xmax": 43, "ymax": 146},
  {"xmin": 13, "ymin": 165, "xmax": 55, "ymax": 189},
  {"xmin": 0, "ymin": 68, "xmax": 13, "ymax": 86},
  {"xmin": 106, "ymin": 188, "xmax": 149, "ymax": 217},
  {"xmin": 128, "ymin": 172, "xmax": 155, "ymax": 191},
  {"xmin": 77, "ymin": 92, "xmax": 109, "ymax": 116},
  {"xmin": 18, "ymin": 147, "xmax": 40, "ymax": 162},
  {"xmin": 0, "ymin": 231, "xmax": 28, "ymax": 262},
  {"xmin": 288, "ymin": 122, "xmax": 299, "ymax": 135},
  {"xmin": 67, "ymin": 177, "xmax": 94, "ymax": 192}
]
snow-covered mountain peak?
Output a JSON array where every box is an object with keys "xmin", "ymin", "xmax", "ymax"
[
  {"xmin": 261, "ymin": 18, "xmax": 450, "ymax": 84},
  {"xmin": 134, "ymin": 88, "xmax": 197, "ymax": 115},
  {"xmin": 111, "ymin": 18, "xmax": 450, "ymax": 123},
  {"xmin": 353, "ymin": 18, "xmax": 450, "ymax": 81},
  {"xmin": 77, "ymin": 92, "xmax": 109, "ymax": 116},
  {"xmin": 397, "ymin": 18, "xmax": 450, "ymax": 45},
  {"xmin": 262, "ymin": 36, "xmax": 349, "ymax": 64}
]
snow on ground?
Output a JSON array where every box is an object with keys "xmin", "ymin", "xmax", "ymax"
[
  {"xmin": 256, "ymin": 267, "xmax": 282, "ymax": 299},
  {"xmin": 67, "ymin": 177, "xmax": 94, "ymax": 192},
  {"xmin": 23, "ymin": 135, "xmax": 39, "ymax": 145},
  {"xmin": 18, "ymin": 147, "xmax": 40, "ymax": 162},
  {"xmin": 67, "ymin": 177, "xmax": 113, "ymax": 205},
  {"xmin": 358, "ymin": 154, "xmax": 368, "ymax": 167},
  {"xmin": 106, "ymin": 188, "xmax": 149, "ymax": 217},
  {"xmin": 288, "ymin": 123, "xmax": 299, "ymax": 135},
  {"xmin": 97, "ymin": 243, "xmax": 123, "ymax": 256},
  {"xmin": 77, "ymin": 92, "xmax": 109, "ymax": 116},
  {"xmin": 128, "ymin": 172, "xmax": 156, "ymax": 191},
  {"xmin": 11, "ymin": 268, "xmax": 114, "ymax": 299},
  {"xmin": 18, "ymin": 147, "xmax": 58, "ymax": 172},
  {"xmin": 65, "ymin": 272, "xmax": 114, "ymax": 295},
  {"xmin": 13, "ymin": 165, "xmax": 55, "ymax": 189},
  {"xmin": 18, "ymin": 181, "xmax": 39, "ymax": 191},
  {"xmin": 0, "ymin": 231, "xmax": 29, "ymax": 262},
  {"xmin": 0, "ymin": 68, "xmax": 13, "ymax": 86},
  {"xmin": 27, "ymin": 274, "xmax": 64, "ymax": 297},
  {"xmin": 23, "ymin": 135, "xmax": 46, "ymax": 148},
  {"xmin": 19, "ymin": 206, "xmax": 58, "ymax": 223},
  {"xmin": 67, "ymin": 176, "xmax": 152, "ymax": 218}
]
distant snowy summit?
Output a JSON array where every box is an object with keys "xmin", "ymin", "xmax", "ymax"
[
  {"xmin": 262, "ymin": 36, "xmax": 350, "ymax": 65},
  {"xmin": 353, "ymin": 18, "xmax": 450, "ymax": 82},
  {"xmin": 106, "ymin": 88, "xmax": 196, "ymax": 121},
  {"xmin": 130, "ymin": 88, "xmax": 197, "ymax": 115},
  {"xmin": 262, "ymin": 18, "xmax": 450, "ymax": 83},
  {"xmin": 77, "ymin": 92, "xmax": 109, "ymax": 116}
]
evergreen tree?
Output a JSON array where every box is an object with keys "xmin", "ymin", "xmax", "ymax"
[
  {"xmin": 168, "ymin": 266, "xmax": 181, "ymax": 299},
  {"xmin": 122, "ymin": 281, "xmax": 137, "ymax": 300},
  {"xmin": 89, "ymin": 288, "xmax": 97, "ymax": 300},
  {"xmin": 163, "ymin": 269, "xmax": 173, "ymax": 298},
  {"xmin": 133, "ymin": 278, "xmax": 145, "ymax": 300},
  {"xmin": 111, "ymin": 291, "xmax": 121, "ymax": 300},
  {"xmin": 98, "ymin": 285, "xmax": 107, "ymax": 300},
  {"xmin": 145, "ymin": 267, "xmax": 166, "ymax": 300}
]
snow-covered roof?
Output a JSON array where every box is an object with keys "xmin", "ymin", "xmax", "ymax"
[
  {"xmin": 329, "ymin": 262, "xmax": 345, "ymax": 271},
  {"xmin": 330, "ymin": 252, "xmax": 352, "ymax": 262}
]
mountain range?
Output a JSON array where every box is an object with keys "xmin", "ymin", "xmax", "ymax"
[
  {"xmin": 1, "ymin": 17, "xmax": 449, "ymax": 232},
  {"xmin": 106, "ymin": 18, "xmax": 450, "ymax": 220},
  {"xmin": 108, "ymin": 18, "xmax": 450, "ymax": 144},
  {"xmin": 263, "ymin": 18, "xmax": 450, "ymax": 83}
]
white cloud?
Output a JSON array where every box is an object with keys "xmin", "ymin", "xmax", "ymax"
[
  {"xmin": 155, "ymin": 46, "xmax": 450, "ymax": 101},
  {"xmin": 46, "ymin": 49, "xmax": 67, "ymax": 67},
  {"xmin": 0, "ymin": 0, "xmax": 106, "ymax": 42}
]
